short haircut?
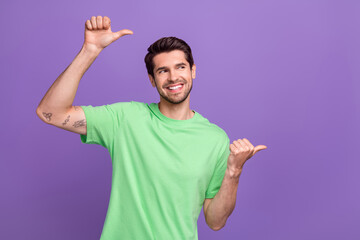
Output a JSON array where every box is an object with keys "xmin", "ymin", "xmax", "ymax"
[{"xmin": 144, "ymin": 37, "xmax": 194, "ymax": 79}]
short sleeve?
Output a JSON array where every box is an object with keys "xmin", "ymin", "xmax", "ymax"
[
  {"xmin": 79, "ymin": 102, "xmax": 130, "ymax": 149},
  {"xmin": 205, "ymin": 135, "xmax": 230, "ymax": 198}
]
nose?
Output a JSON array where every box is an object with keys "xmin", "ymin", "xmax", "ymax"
[{"xmin": 169, "ymin": 69, "xmax": 179, "ymax": 81}]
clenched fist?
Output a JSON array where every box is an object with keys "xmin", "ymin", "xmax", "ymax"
[
  {"xmin": 227, "ymin": 138, "xmax": 267, "ymax": 173},
  {"xmin": 84, "ymin": 16, "xmax": 133, "ymax": 51}
]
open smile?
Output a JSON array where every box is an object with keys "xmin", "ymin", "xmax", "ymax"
[{"xmin": 165, "ymin": 84, "xmax": 184, "ymax": 93}]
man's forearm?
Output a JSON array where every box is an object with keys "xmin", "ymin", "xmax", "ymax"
[
  {"xmin": 36, "ymin": 44, "xmax": 101, "ymax": 115},
  {"xmin": 205, "ymin": 165, "xmax": 241, "ymax": 230}
]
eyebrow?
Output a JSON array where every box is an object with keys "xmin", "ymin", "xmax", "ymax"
[{"xmin": 155, "ymin": 62, "xmax": 187, "ymax": 73}]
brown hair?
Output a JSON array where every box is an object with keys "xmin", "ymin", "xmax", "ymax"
[{"xmin": 144, "ymin": 37, "xmax": 194, "ymax": 79}]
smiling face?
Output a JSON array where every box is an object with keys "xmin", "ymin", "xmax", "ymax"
[{"xmin": 148, "ymin": 50, "xmax": 196, "ymax": 104}]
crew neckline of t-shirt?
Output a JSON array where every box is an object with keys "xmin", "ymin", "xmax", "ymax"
[{"xmin": 148, "ymin": 102, "xmax": 200, "ymax": 125}]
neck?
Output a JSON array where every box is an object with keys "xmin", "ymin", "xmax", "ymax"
[{"xmin": 158, "ymin": 97, "xmax": 194, "ymax": 120}]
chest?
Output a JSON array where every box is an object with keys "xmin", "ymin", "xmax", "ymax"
[{"xmin": 115, "ymin": 118, "xmax": 220, "ymax": 186}]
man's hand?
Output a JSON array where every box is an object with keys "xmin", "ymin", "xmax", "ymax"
[
  {"xmin": 84, "ymin": 16, "xmax": 133, "ymax": 52},
  {"xmin": 227, "ymin": 138, "xmax": 267, "ymax": 174}
]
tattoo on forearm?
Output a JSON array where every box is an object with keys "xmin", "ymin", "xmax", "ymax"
[
  {"xmin": 42, "ymin": 112, "xmax": 52, "ymax": 121},
  {"xmin": 73, "ymin": 119, "xmax": 86, "ymax": 128},
  {"xmin": 62, "ymin": 115, "xmax": 70, "ymax": 126}
]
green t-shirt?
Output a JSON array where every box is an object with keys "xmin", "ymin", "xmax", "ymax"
[{"xmin": 80, "ymin": 101, "xmax": 230, "ymax": 240}]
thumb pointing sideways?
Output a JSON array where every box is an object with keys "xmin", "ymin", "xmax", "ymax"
[{"xmin": 113, "ymin": 29, "xmax": 134, "ymax": 40}]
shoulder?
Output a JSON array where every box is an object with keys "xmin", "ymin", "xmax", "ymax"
[
  {"xmin": 108, "ymin": 101, "xmax": 147, "ymax": 112},
  {"xmin": 209, "ymin": 123, "xmax": 229, "ymax": 142},
  {"xmin": 129, "ymin": 101, "xmax": 148, "ymax": 109},
  {"xmin": 196, "ymin": 113, "xmax": 229, "ymax": 140},
  {"xmin": 195, "ymin": 117, "xmax": 230, "ymax": 153}
]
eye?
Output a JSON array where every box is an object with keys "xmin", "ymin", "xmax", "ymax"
[
  {"xmin": 179, "ymin": 66, "xmax": 185, "ymax": 69},
  {"xmin": 159, "ymin": 70, "xmax": 167, "ymax": 73}
]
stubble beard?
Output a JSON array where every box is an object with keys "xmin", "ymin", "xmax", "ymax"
[{"xmin": 154, "ymin": 78, "xmax": 193, "ymax": 105}]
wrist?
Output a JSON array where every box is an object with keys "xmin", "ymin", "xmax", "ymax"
[
  {"xmin": 81, "ymin": 43, "xmax": 103, "ymax": 56},
  {"xmin": 226, "ymin": 166, "xmax": 242, "ymax": 178}
]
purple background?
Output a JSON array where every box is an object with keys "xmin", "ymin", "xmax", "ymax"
[{"xmin": 1, "ymin": 0, "xmax": 359, "ymax": 239}]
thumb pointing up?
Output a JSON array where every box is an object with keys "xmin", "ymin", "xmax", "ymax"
[{"xmin": 84, "ymin": 16, "xmax": 134, "ymax": 50}]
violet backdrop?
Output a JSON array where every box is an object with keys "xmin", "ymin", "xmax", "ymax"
[{"xmin": 1, "ymin": 0, "xmax": 359, "ymax": 239}]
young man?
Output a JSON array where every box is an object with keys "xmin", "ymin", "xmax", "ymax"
[{"xmin": 36, "ymin": 16, "xmax": 267, "ymax": 240}]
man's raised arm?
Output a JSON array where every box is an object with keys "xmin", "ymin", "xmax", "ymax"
[{"xmin": 36, "ymin": 16, "xmax": 133, "ymax": 135}]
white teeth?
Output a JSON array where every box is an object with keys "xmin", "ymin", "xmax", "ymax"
[{"xmin": 168, "ymin": 85, "xmax": 182, "ymax": 90}]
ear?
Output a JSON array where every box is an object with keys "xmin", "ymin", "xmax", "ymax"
[
  {"xmin": 191, "ymin": 64, "xmax": 196, "ymax": 79},
  {"xmin": 148, "ymin": 74, "xmax": 156, "ymax": 87}
]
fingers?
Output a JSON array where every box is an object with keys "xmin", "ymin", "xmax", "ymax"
[
  {"xmin": 242, "ymin": 138, "xmax": 254, "ymax": 149},
  {"xmin": 97, "ymin": 16, "xmax": 103, "ymax": 29},
  {"xmin": 103, "ymin": 16, "xmax": 111, "ymax": 29},
  {"xmin": 232, "ymin": 138, "xmax": 267, "ymax": 154},
  {"xmin": 230, "ymin": 137, "xmax": 267, "ymax": 166},
  {"xmin": 85, "ymin": 20, "xmax": 92, "ymax": 30},
  {"xmin": 233, "ymin": 139, "xmax": 249, "ymax": 151},
  {"xmin": 229, "ymin": 144, "xmax": 237, "ymax": 153},
  {"xmin": 90, "ymin": 16, "xmax": 97, "ymax": 29},
  {"xmin": 86, "ymin": 16, "xmax": 111, "ymax": 30},
  {"xmin": 232, "ymin": 140, "xmax": 242, "ymax": 150},
  {"xmin": 238, "ymin": 139, "xmax": 249, "ymax": 150}
]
